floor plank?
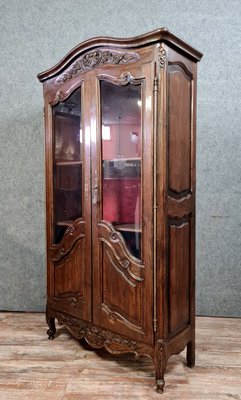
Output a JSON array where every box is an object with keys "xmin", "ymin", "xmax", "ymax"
[{"xmin": 0, "ymin": 313, "xmax": 240, "ymax": 399}]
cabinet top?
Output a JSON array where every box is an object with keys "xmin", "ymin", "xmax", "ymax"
[{"xmin": 37, "ymin": 27, "xmax": 203, "ymax": 83}]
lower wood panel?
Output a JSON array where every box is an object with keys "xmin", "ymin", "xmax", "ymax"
[
  {"xmin": 169, "ymin": 221, "xmax": 190, "ymax": 334},
  {"xmin": 0, "ymin": 313, "xmax": 241, "ymax": 399}
]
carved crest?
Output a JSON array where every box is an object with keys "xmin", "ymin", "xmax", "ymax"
[{"xmin": 55, "ymin": 49, "xmax": 140, "ymax": 85}]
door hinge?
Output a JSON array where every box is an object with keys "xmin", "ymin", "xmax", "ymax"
[
  {"xmin": 153, "ymin": 76, "xmax": 158, "ymax": 92},
  {"xmin": 153, "ymin": 318, "xmax": 157, "ymax": 332}
]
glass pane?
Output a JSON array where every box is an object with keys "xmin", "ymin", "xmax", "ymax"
[
  {"xmin": 52, "ymin": 88, "xmax": 82, "ymax": 243},
  {"xmin": 101, "ymin": 80, "xmax": 142, "ymax": 259}
]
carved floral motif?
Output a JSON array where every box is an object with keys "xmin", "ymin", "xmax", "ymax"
[
  {"xmin": 55, "ymin": 50, "xmax": 140, "ymax": 85},
  {"xmin": 55, "ymin": 312, "xmax": 139, "ymax": 352},
  {"xmin": 158, "ymin": 46, "xmax": 166, "ymax": 68}
]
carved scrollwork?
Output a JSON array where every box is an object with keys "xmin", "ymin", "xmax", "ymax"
[
  {"xmin": 110, "ymin": 232, "xmax": 119, "ymax": 241},
  {"xmin": 106, "ymin": 249, "xmax": 135, "ymax": 287},
  {"xmin": 55, "ymin": 312, "xmax": 140, "ymax": 353},
  {"xmin": 158, "ymin": 45, "xmax": 166, "ymax": 68},
  {"xmin": 55, "ymin": 50, "xmax": 140, "ymax": 85},
  {"xmin": 99, "ymin": 221, "xmax": 144, "ymax": 286},
  {"xmin": 55, "ymin": 90, "xmax": 65, "ymax": 102},
  {"xmin": 100, "ymin": 303, "xmax": 144, "ymax": 334},
  {"xmin": 50, "ymin": 219, "xmax": 85, "ymax": 262},
  {"xmin": 97, "ymin": 71, "xmax": 142, "ymax": 87},
  {"xmin": 119, "ymin": 72, "xmax": 132, "ymax": 85},
  {"xmin": 120, "ymin": 259, "xmax": 130, "ymax": 268}
]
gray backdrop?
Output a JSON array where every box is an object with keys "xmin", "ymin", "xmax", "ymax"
[{"xmin": 0, "ymin": 0, "xmax": 240, "ymax": 316}]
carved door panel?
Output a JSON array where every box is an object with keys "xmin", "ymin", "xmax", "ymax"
[
  {"xmin": 91, "ymin": 63, "xmax": 154, "ymax": 344},
  {"xmin": 48, "ymin": 82, "xmax": 92, "ymax": 321}
]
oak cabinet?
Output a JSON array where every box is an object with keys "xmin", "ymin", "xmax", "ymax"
[{"xmin": 37, "ymin": 28, "xmax": 202, "ymax": 393}]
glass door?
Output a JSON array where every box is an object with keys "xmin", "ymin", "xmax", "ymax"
[
  {"xmin": 92, "ymin": 64, "xmax": 154, "ymax": 344},
  {"xmin": 49, "ymin": 84, "xmax": 91, "ymax": 322},
  {"xmin": 52, "ymin": 89, "xmax": 82, "ymax": 243},
  {"xmin": 101, "ymin": 79, "xmax": 142, "ymax": 259}
]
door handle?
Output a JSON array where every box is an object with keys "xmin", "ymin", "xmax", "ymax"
[{"xmin": 92, "ymin": 171, "xmax": 99, "ymax": 205}]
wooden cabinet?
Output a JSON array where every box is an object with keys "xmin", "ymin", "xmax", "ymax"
[{"xmin": 37, "ymin": 28, "xmax": 202, "ymax": 393}]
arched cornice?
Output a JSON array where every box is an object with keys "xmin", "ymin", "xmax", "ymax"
[{"xmin": 37, "ymin": 27, "xmax": 203, "ymax": 82}]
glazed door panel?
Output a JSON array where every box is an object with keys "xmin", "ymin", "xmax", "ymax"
[
  {"xmin": 48, "ymin": 82, "xmax": 92, "ymax": 321},
  {"xmin": 91, "ymin": 64, "xmax": 154, "ymax": 344}
]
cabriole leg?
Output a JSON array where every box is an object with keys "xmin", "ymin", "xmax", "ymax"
[{"xmin": 154, "ymin": 342, "xmax": 167, "ymax": 394}]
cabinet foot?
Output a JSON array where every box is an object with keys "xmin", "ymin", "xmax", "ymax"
[
  {"xmin": 186, "ymin": 341, "xmax": 195, "ymax": 368},
  {"xmin": 46, "ymin": 309, "xmax": 56, "ymax": 340},
  {"xmin": 47, "ymin": 325, "xmax": 56, "ymax": 340},
  {"xmin": 156, "ymin": 379, "xmax": 165, "ymax": 393},
  {"xmin": 154, "ymin": 342, "xmax": 167, "ymax": 394}
]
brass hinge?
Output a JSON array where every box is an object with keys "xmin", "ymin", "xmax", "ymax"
[
  {"xmin": 153, "ymin": 76, "xmax": 158, "ymax": 92},
  {"xmin": 153, "ymin": 318, "xmax": 157, "ymax": 332},
  {"xmin": 43, "ymin": 107, "xmax": 45, "ymax": 118}
]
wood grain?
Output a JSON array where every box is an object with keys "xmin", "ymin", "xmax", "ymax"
[{"xmin": 0, "ymin": 313, "xmax": 240, "ymax": 399}]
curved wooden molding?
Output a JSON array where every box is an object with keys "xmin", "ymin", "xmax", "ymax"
[
  {"xmin": 37, "ymin": 28, "xmax": 203, "ymax": 82},
  {"xmin": 98, "ymin": 220, "xmax": 144, "ymax": 283},
  {"xmin": 168, "ymin": 188, "xmax": 191, "ymax": 199},
  {"xmin": 167, "ymin": 194, "xmax": 193, "ymax": 218},
  {"xmin": 52, "ymin": 80, "xmax": 83, "ymax": 105},
  {"xmin": 54, "ymin": 50, "xmax": 140, "ymax": 85},
  {"xmin": 97, "ymin": 71, "xmax": 143, "ymax": 86},
  {"xmin": 106, "ymin": 249, "xmax": 136, "ymax": 287},
  {"xmin": 100, "ymin": 303, "xmax": 144, "ymax": 334},
  {"xmin": 168, "ymin": 61, "xmax": 193, "ymax": 79},
  {"xmin": 50, "ymin": 219, "xmax": 85, "ymax": 262}
]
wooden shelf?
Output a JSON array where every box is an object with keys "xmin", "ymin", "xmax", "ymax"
[
  {"xmin": 115, "ymin": 224, "xmax": 142, "ymax": 233},
  {"xmin": 55, "ymin": 188, "xmax": 81, "ymax": 192},
  {"xmin": 55, "ymin": 160, "xmax": 82, "ymax": 166},
  {"xmin": 56, "ymin": 220, "xmax": 74, "ymax": 227},
  {"xmin": 104, "ymin": 157, "xmax": 141, "ymax": 162},
  {"xmin": 103, "ymin": 177, "xmax": 140, "ymax": 180}
]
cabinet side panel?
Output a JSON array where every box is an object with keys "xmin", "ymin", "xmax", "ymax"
[
  {"xmin": 165, "ymin": 54, "xmax": 196, "ymax": 339},
  {"xmin": 168, "ymin": 222, "xmax": 190, "ymax": 333},
  {"xmin": 168, "ymin": 65, "xmax": 192, "ymax": 194}
]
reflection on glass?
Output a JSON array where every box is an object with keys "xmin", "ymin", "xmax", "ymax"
[
  {"xmin": 52, "ymin": 88, "xmax": 82, "ymax": 243},
  {"xmin": 101, "ymin": 80, "xmax": 142, "ymax": 259}
]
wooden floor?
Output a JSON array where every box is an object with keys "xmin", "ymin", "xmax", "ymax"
[{"xmin": 0, "ymin": 314, "xmax": 240, "ymax": 399}]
